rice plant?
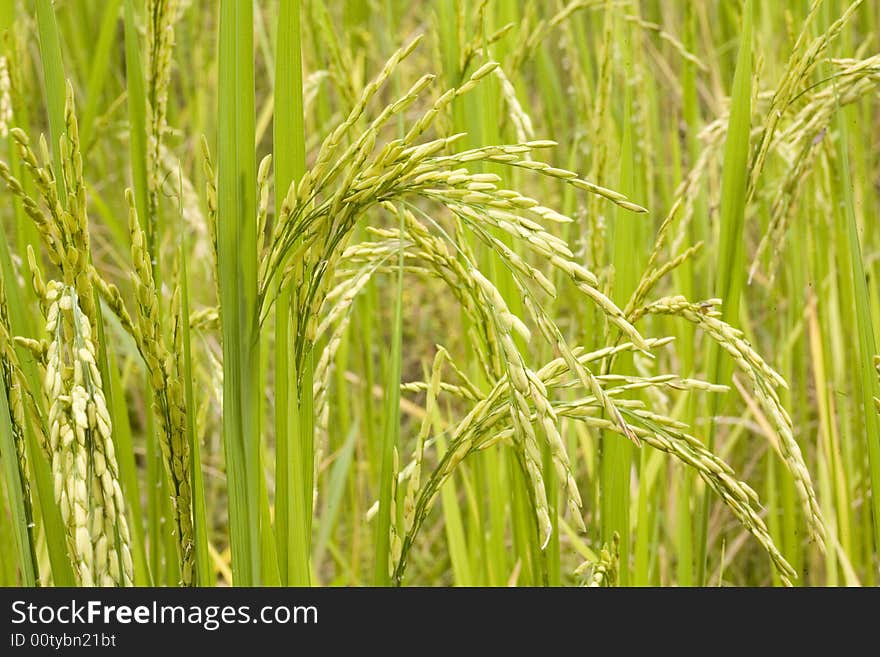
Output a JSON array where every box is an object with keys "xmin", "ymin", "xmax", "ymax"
[{"xmin": 0, "ymin": 0, "xmax": 877, "ymax": 587}]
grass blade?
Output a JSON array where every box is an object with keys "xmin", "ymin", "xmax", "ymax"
[
  {"xmin": 698, "ymin": 0, "xmax": 753, "ymax": 585},
  {"xmin": 374, "ymin": 215, "xmax": 405, "ymax": 586},
  {"xmin": 34, "ymin": 0, "xmax": 67, "ymax": 187},
  {"xmin": 217, "ymin": 0, "xmax": 261, "ymax": 585},
  {"xmin": 0, "ymin": 362, "xmax": 36, "ymax": 585},
  {"xmin": 274, "ymin": 0, "xmax": 310, "ymax": 587},
  {"xmin": 831, "ymin": 75, "xmax": 880, "ymax": 558}
]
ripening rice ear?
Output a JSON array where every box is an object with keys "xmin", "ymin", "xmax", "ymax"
[{"xmin": 6, "ymin": 0, "xmax": 875, "ymax": 590}]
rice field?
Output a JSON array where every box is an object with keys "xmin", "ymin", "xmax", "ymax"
[{"xmin": 0, "ymin": 0, "xmax": 878, "ymax": 587}]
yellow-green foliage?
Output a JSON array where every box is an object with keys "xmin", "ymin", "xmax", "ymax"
[{"xmin": 0, "ymin": 0, "xmax": 877, "ymax": 588}]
